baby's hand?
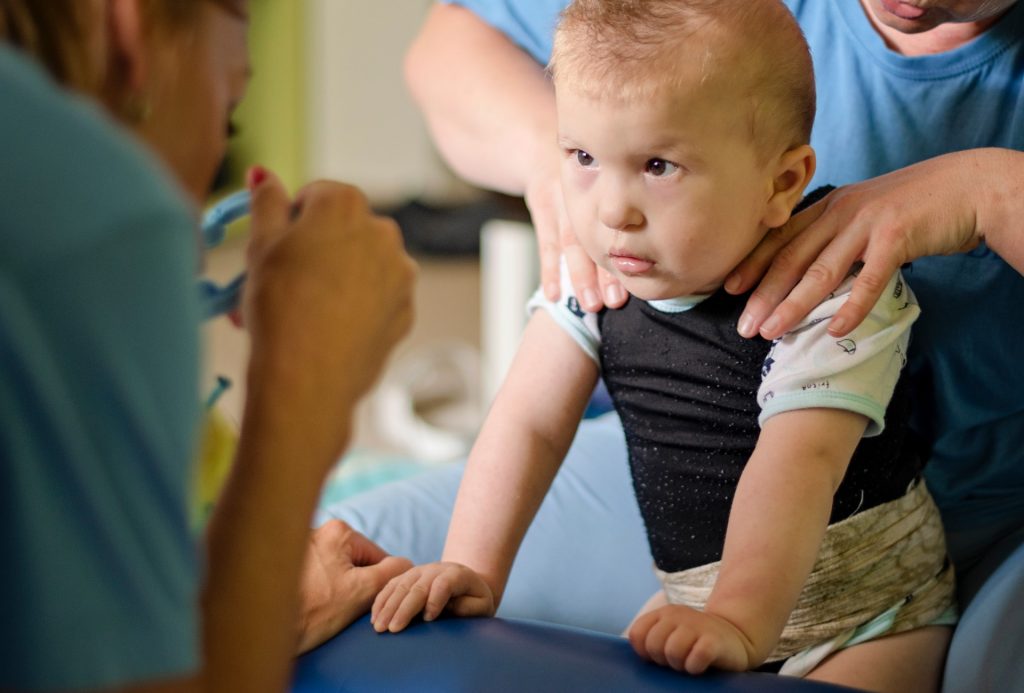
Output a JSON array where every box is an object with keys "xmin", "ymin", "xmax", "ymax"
[
  {"xmin": 628, "ymin": 604, "xmax": 755, "ymax": 674},
  {"xmin": 370, "ymin": 561, "xmax": 496, "ymax": 633}
]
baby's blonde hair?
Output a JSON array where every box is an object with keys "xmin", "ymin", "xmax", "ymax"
[{"xmin": 550, "ymin": 0, "xmax": 815, "ymax": 159}]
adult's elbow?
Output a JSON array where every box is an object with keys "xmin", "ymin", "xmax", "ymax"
[{"xmin": 403, "ymin": 4, "xmax": 459, "ymax": 110}]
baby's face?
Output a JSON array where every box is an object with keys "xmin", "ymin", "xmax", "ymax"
[{"xmin": 556, "ymin": 78, "xmax": 777, "ymax": 300}]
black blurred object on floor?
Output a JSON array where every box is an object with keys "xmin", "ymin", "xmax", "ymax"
[{"xmin": 379, "ymin": 192, "xmax": 531, "ymax": 257}]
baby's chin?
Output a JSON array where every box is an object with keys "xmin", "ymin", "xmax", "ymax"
[{"xmin": 616, "ymin": 274, "xmax": 718, "ymax": 302}]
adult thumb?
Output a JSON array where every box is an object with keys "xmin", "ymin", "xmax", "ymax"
[
  {"xmin": 247, "ymin": 165, "xmax": 291, "ymax": 255},
  {"xmin": 364, "ymin": 556, "xmax": 414, "ymax": 591}
]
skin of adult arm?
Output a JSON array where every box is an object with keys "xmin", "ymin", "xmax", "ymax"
[
  {"xmin": 204, "ymin": 171, "xmax": 415, "ymax": 691},
  {"xmin": 370, "ymin": 310, "xmax": 599, "ymax": 632},
  {"xmin": 404, "ymin": 4, "xmax": 625, "ymax": 310},
  {"xmin": 629, "ymin": 407, "xmax": 869, "ymax": 673},
  {"xmin": 405, "ymin": 4, "xmax": 556, "ymax": 196},
  {"xmin": 119, "ymin": 169, "xmax": 415, "ymax": 693},
  {"xmin": 728, "ymin": 148, "xmax": 1024, "ymax": 340}
]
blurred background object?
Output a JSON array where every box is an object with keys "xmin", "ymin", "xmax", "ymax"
[{"xmin": 202, "ymin": 0, "xmax": 537, "ymax": 504}]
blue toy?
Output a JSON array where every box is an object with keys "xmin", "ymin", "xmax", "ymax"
[{"xmin": 199, "ymin": 189, "xmax": 250, "ymax": 318}]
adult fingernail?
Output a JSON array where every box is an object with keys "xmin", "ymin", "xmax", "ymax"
[
  {"xmin": 582, "ymin": 289, "xmax": 599, "ymax": 310},
  {"xmin": 606, "ymin": 285, "xmax": 624, "ymax": 305},
  {"xmin": 724, "ymin": 273, "xmax": 741, "ymax": 294},
  {"xmin": 737, "ymin": 313, "xmax": 756, "ymax": 338},
  {"xmin": 760, "ymin": 315, "xmax": 780, "ymax": 338},
  {"xmin": 246, "ymin": 165, "xmax": 267, "ymax": 190},
  {"xmin": 827, "ymin": 317, "xmax": 847, "ymax": 336}
]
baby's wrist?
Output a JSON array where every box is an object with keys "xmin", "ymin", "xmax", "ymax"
[{"xmin": 703, "ymin": 604, "xmax": 773, "ymax": 668}]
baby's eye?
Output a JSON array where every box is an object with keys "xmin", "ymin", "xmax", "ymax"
[
  {"xmin": 645, "ymin": 158, "xmax": 679, "ymax": 177},
  {"xmin": 575, "ymin": 149, "xmax": 596, "ymax": 167}
]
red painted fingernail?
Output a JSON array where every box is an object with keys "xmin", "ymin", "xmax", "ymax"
[{"xmin": 247, "ymin": 165, "xmax": 267, "ymax": 189}]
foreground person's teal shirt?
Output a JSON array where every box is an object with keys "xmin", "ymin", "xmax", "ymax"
[{"xmin": 0, "ymin": 45, "xmax": 201, "ymax": 689}]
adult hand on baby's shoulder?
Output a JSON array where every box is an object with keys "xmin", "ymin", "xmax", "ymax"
[
  {"xmin": 726, "ymin": 152, "xmax": 984, "ymax": 341},
  {"xmin": 628, "ymin": 604, "xmax": 755, "ymax": 675},
  {"xmin": 296, "ymin": 520, "xmax": 413, "ymax": 654},
  {"xmin": 370, "ymin": 561, "xmax": 496, "ymax": 634},
  {"xmin": 524, "ymin": 159, "xmax": 627, "ymax": 312}
]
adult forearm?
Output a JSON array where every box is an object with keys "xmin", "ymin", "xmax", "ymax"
[
  {"xmin": 201, "ymin": 352, "xmax": 351, "ymax": 692},
  {"xmin": 974, "ymin": 147, "xmax": 1024, "ymax": 274},
  {"xmin": 404, "ymin": 4, "xmax": 557, "ymax": 195},
  {"xmin": 179, "ymin": 171, "xmax": 414, "ymax": 692}
]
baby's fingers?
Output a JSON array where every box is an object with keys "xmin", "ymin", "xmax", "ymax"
[
  {"xmin": 370, "ymin": 575, "xmax": 398, "ymax": 624},
  {"xmin": 630, "ymin": 613, "xmax": 670, "ymax": 665},
  {"xmin": 371, "ymin": 574, "xmax": 426, "ymax": 632},
  {"xmin": 672, "ymin": 631, "xmax": 714, "ymax": 674},
  {"xmin": 422, "ymin": 572, "xmax": 460, "ymax": 622},
  {"xmin": 383, "ymin": 578, "xmax": 435, "ymax": 632}
]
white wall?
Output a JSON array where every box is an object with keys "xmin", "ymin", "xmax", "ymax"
[{"xmin": 305, "ymin": 0, "xmax": 461, "ymax": 205}]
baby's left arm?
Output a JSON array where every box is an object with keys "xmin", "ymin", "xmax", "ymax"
[
  {"xmin": 630, "ymin": 408, "xmax": 868, "ymax": 673},
  {"xmin": 630, "ymin": 271, "xmax": 917, "ymax": 673}
]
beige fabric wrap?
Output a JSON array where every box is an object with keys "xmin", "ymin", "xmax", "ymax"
[{"xmin": 655, "ymin": 480, "xmax": 956, "ymax": 662}]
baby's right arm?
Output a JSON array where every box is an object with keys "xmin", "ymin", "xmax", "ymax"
[{"xmin": 371, "ymin": 310, "xmax": 600, "ymax": 632}]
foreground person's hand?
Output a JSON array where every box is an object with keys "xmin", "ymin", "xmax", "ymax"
[
  {"xmin": 244, "ymin": 167, "xmax": 417, "ymax": 464},
  {"xmin": 296, "ymin": 520, "xmax": 413, "ymax": 654}
]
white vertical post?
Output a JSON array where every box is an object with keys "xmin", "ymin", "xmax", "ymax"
[{"xmin": 480, "ymin": 220, "xmax": 539, "ymax": 406}]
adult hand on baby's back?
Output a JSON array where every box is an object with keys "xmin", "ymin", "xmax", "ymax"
[
  {"xmin": 296, "ymin": 520, "xmax": 413, "ymax": 654},
  {"xmin": 370, "ymin": 561, "xmax": 496, "ymax": 633},
  {"xmin": 726, "ymin": 152, "xmax": 984, "ymax": 341},
  {"xmin": 628, "ymin": 604, "xmax": 755, "ymax": 675}
]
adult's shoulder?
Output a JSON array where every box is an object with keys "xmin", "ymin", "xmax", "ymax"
[
  {"xmin": 0, "ymin": 45, "xmax": 194, "ymax": 270},
  {"xmin": 444, "ymin": 0, "xmax": 568, "ymax": 64}
]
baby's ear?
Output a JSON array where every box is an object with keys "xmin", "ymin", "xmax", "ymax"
[{"xmin": 763, "ymin": 145, "xmax": 816, "ymax": 229}]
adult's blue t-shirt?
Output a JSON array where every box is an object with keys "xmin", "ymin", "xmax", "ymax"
[
  {"xmin": 0, "ymin": 46, "xmax": 202, "ymax": 689},
  {"xmin": 444, "ymin": 0, "xmax": 1024, "ymax": 537}
]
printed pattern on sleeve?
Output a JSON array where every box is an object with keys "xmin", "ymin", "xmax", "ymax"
[
  {"xmin": 758, "ymin": 271, "xmax": 919, "ymax": 436},
  {"xmin": 526, "ymin": 258, "xmax": 602, "ymax": 364}
]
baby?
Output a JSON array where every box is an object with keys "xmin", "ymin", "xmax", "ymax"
[{"xmin": 373, "ymin": 0, "xmax": 955, "ymax": 688}]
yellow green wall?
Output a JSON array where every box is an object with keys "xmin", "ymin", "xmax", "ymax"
[{"xmin": 230, "ymin": 0, "xmax": 306, "ymax": 191}]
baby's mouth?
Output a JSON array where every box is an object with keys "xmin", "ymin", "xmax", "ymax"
[{"xmin": 608, "ymin": 251, "xmax": 655, "ymax": 275}]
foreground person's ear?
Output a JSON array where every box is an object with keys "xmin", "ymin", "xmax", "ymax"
[{"xmin": 105, "ymin": 0, "xmax": 150, "ymax": 122}]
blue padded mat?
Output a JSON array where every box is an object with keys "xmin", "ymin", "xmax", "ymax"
[{"xmin": 293, "ymin": 615, "xmax": 858, "ymax": 692}]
